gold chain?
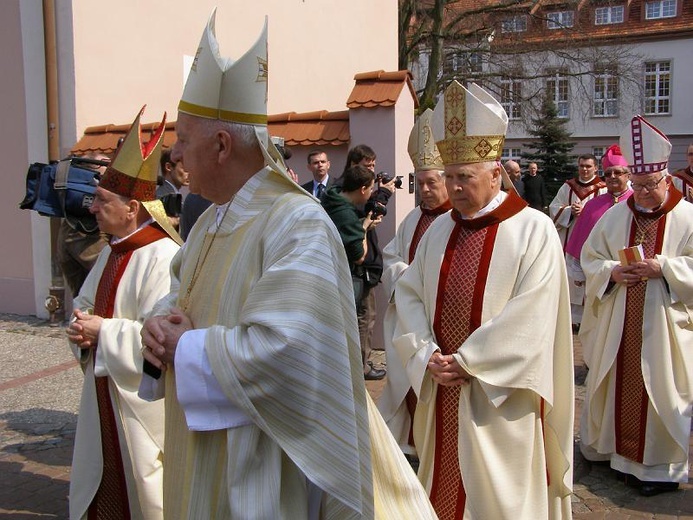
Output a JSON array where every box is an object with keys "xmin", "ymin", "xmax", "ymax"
[{"xmin": 179, "ymin": 200, "xmax": 233, "ymax": 312}]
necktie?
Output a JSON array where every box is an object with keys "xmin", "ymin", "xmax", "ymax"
[{"xmin": 315, "ymin": 183, "xmax": 325, "ymax": 199}]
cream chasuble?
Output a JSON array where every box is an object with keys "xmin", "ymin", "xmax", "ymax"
[
  {"xmin": 70, "ymin": 227, "xmax": 179, "ymax": 520},
  {"xmin": 149, "ymin": 167, "xmax": 436, "ymax": 519},
  {"xmin": 580, "ymin": 189, "xmax": 693, "ymax": 482},
  {"xmin": 379, "ymin": 203, "xmax": 451, "ymax": 453},
  {"xmin": 394, "ymin": 192, "xmax": 574, "ymax": 520}
]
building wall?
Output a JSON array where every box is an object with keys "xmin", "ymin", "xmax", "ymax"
[
  {"xmin": 0, "ymin": 0, "xmax": 50, "ymax": 315},
  {"xmin": 1, "ymin": 0, "xmax": 399, "ymax": 316}
]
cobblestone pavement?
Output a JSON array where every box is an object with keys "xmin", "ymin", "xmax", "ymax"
[{"xmin": 0, "ymin": 313, "xmax": 691, "ymax": 519}]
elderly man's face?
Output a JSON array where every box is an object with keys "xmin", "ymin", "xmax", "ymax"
[
  {"xmin": 89, "ymin": 186, "xmax": 133, "ymax": 238},
  {"xmin": 171, "ymin": 113, "xmax": 217, "ymax": 198},
  {"xmin": 444, "ymin": 162, "xmax": 500, "ymax": 218},
  {"xmin": 416, "ymin": 170, "xmax": 448, "ymax": 210},
  {"xmin": 631, "ymin": 171, "xmax": 670, "ymax": 210},
  {"xmin": 603, "ymin": 167, "xmax": 630, "ymax": 194}
]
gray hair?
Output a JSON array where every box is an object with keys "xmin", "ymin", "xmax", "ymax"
[{"xmin": 198, "ymin": 118, "xmax": 259, "ymax": 150}]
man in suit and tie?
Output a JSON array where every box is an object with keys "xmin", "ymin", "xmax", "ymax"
[{"xmin": 301, "ymin": 149, "xmax": 333, "ymax": 199}]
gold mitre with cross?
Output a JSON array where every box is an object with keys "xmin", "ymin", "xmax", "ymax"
[
  {"xmin": 619, "ymin": 115, "xmax": 672, "ymax": 175},
  {"xmin": 178, "ymin": 8, "xmax": 268, "ymax": 126},
  {"xmin": 99, "ymin": 106, "xmax": 182, "ymax": 245},
  {"xmin": 408, "ymin": 108, "xmax": 444, "ymax": 172},
  {"xmin": 431, "ymin": 81, "xmax": 508, "ymax": 165}
]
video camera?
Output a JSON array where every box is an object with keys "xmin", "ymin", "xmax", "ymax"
[
  {"xmin": 19, "ymin": 156, "xmax": 108, "ymax": 234},
  {"xmin": 376, "ymin": 171, "xmax": 404, "ymax": 190}
]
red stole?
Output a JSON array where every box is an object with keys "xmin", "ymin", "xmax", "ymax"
[
  {"xmin": 427, "ymin": 192, "xmax": 525, "ymax": 520},
  {"xmin": 672, "ymin": 168, "xmax": 693, "ymax": 202},
  {"xmin": 408, "ymin": 201, "xmax": 453, "ymax": 263},
  {"xmin": 614, "ymin": 189, "xmax": 681, "ymax": 463},
  {"xmin": 88, "ymin": 224, "xmax": 167, "ymax": 520}
]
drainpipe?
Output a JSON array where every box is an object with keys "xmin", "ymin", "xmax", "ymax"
[{"xmin": 43, "ymin": 0, "xmax": 65, "ymax": 325}]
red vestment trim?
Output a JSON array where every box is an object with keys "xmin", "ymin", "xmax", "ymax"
[
  {"xmin": 614, "ymin": 210, "xmax": 667, "ymax": 463},
  {"xmin": 88, "ymin": 224, "xmax": 167, "ymax": 519},
  {"xmin": 427, "ymin": 192, "xmax": 524, "ymax": 520},
  {"xmin": 409, "ymin": 201, "xmax": 453, "ymax": 263},
  {"xmin": 566, "ymin": 177, "xmax": 606, "ymax": 200}
]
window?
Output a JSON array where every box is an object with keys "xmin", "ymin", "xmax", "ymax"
[
  {"xmin": 644, "ymin": 61, "xmax": 671, "ymax": 115},
  {"xmin": 595, "ymin": 5, "xmax": 625, "ymax": 24},
  {"xmin": 502, "ymin": 147, "xmax": 522, "ymax": 161},
  {"xmin": 593, "ymin": 147, "xmax": 605, "ymax": 175},
  {"xmin": 593, "ymin": 72, "xmax": 619, "ymax": 117},
  {"xmin": 501, "ymin": 15, "xmax": 527, "ymax": 33},
  {"xmin": 500, "ymin": 78, "xmax": 523, "ymax": 120},
  {"xmin": 645, "ymin": 0, "xmax": 677, "ymax": 19},
  {"xmin": 547, "ymin": 73, "xmax": 570, "ymax": 118},
  {"xmin": 444, "ymin": 51, "xmax": 483, "ymax": 76},
  {"xmin": 547, "ymin": 11, "xmax": 575, "ymax": 29}
]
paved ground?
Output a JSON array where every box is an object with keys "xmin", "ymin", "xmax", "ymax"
[{"xmin": 0, "ymin": 313, "xmax": 691, "ymax": 519}]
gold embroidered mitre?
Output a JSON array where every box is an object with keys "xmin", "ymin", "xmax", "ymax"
[
  {"xmin": 100, "ymin": 106, "xmax": 164, "ymax": 202},
  {"xmin": 99, "ymin": 106, "xmax": 182, "ymax": 245},
  {"xmin": 178, "ymin": 8, "xmax": 268, "ymax": 126},
  {"xmin": 619, "ymin": 115, "xmax": 671, "ymax": 175},
  {"xmin": 408, "ymin": 108, "xmax": 444, "ymax": 172},
  {"xmin": 431, "ymin": 81, "xmax": 508, "ymax": 165}
]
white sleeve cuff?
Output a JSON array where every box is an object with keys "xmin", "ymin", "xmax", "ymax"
[{"xmin": 175, "ymin": 329, "xmax": 253, "ymax": 432}]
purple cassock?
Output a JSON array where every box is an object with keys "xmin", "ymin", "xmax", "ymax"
[{"xmin": 565, "ymin": 189, "xmax": 634, "ymax": 260}]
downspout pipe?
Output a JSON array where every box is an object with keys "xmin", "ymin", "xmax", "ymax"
[{"xmin": 43, "ymin": 0, "xmax": 65, "ymax": 324}]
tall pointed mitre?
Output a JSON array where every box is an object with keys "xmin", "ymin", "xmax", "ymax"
[
  {"xmin": 431, "ymin": 81, "xmax": 508, "ymax": 166},
  {"xmin": 178, "ymin": 9, "xmax": 293, "ymax": 181},
  {"xmin": 619, "ymin": 115, "xmax": 671, "ymax": 175},
  {"xmin": 408, "ymin": 108, "xmax": 444, "ymax": 172},
  {"xmin": 99, "ymin": 106, "xmax": 182, "ymax": 244},
  {"xmin": 179, "ymin": 8, "xmax": 267, "ymax": 125}
]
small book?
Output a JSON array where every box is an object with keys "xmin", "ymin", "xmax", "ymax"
[{"xmin": 618, "ymin": 244, "xmax": 644, "ymax": 266}]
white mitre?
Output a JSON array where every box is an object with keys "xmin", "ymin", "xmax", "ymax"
[{"xmin": 619, "ymin": 115, "xmax": 672, "ymax": 175}]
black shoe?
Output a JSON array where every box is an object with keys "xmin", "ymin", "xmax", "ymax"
[
  {"xmin": 639, "ymin": 481, "xmax": 679, "ymax": 497},
  {"xmin": 364, "ymin": 366, "xmax": 386, "ymax": 381}
]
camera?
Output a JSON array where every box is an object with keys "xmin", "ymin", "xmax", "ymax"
[
  {"xmin": 376, "ymin": 172, "xmax": 404, "ymax": 189},
  {"xmin": 364, "ymin": 200, "xmax": 387, "ymax": 218}
]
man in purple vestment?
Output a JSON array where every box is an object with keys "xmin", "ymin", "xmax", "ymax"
[{"xmin": 565, "ymin": 144, "xmax": 633, "ymax": 321}]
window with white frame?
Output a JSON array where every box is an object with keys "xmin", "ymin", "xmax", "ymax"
[
  {"xmin": 547, "ymin": 73, "xmax": 570, "ymax": 118},
  {"xmin": 500, "ymin": 78, "xmax": 523, "ymax": 120},
  {"xmin": 644, "ymin": 61, "xmax": 671, "ymax": 115},
  {"xmin": 645, "ymin": 0, "xmax": 677, "ymax": 20},
  {"xmin": 593, "ymin": 71, "xmax": 619, "ymax": 117},
  {"xmin": 593, "ymin": 147, "xmax": 605, "ymax": 175},
  {"xmin": 502, "ymin": 148, "xmax": 522, "ymax": 161},
  {"xmin": 501, "ymin": 15, "xmax": 527, "ymax": 33},
  {"xmin": 547, "ymin": 11, "xmax": 575, "ymax": 29},
  {"xmin": 595, "ymin": 5, "xmax": 625, "ymax": 24}
]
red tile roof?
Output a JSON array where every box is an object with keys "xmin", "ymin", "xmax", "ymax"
[
  {"xmin": 70, "ymin": 121, "xmax": 177, "ymax": 156},
  {"xmin": 71, "ymin": 70, "xmax": 415, "ymax": 154},
  {"xmin": 346, "ymin": 70, "xmax": 419, "ymax": 109},
  {"xmin": 268, "ymin": 110, "xmax": 350, "ymax": 146}
]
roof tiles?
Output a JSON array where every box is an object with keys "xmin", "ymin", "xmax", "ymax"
[
  {"xmin": 268, "ymin": 110, "xmax": 350, "ymax": 146},
  {"xmin": 346, "ymin": 70, "xmax": 419, "ymax": 109}
]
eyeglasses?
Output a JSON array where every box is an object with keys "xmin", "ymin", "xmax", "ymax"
[
  {"xmin": 603, "ymin": 170, "xmax": 627, "ymax": 177},
  {"xmin": 631, "ymin": 176, "xmax": 665, "ymax": 192}
]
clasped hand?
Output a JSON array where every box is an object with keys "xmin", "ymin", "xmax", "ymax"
[
  {"xmin": 611, "ymin": 259, "xmax": 662, "ymax": 285},
  {"xmin": 428, "ymin": 352, "xmax": 472, "ymax": 387},
  {"xmin": 67, "ymin": 309, "xmax": 103, "ymax": 349},
  {"xmin": 140, "ymin": 307, "xmax": 193, "ymax": 372}
]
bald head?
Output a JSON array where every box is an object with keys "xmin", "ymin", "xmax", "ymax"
[{"xmin": 504, "ymin": 160, "xmax": 521, "ymax": 181}]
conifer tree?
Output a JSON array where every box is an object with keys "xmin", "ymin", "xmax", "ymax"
[{"xmin": 522, "ymin": 96, "xmax": 576, "ymax": 187}]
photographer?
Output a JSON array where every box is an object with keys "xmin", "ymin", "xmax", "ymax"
[
  {"xmin": 321, "ymin": 164, "xmax": 385, "ymax": 379},
  {"xmin": 343, "ymin": 145, "xmax": 397, "ymax": 380}
]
